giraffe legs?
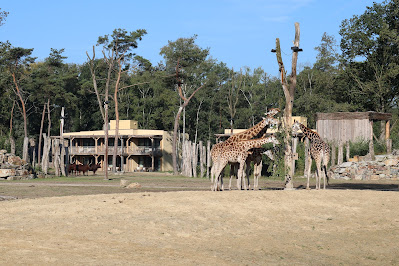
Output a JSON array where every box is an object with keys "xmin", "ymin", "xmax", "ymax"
[
  {"xmin": 315, "ymin": 161, "xmax": 322, "ymax": 190},
  {"xmin": 229, "ymin": 163, "xmax": 238, "ymax": 190},
  {"xmin": 253, "ymin": 158, "xmax": 262, "ymax": 190},
  {"xmin": 212, "ymin": 161, "xmax": 227, "ymax": 191},
  {"xmin": 306, "ymin": 156, "xmax": 312, "ymax": 190},
  {"xmin": 245, "ymin": 160, "xmax": 252, "ymax": 190},
  {"xmin": 237, "ymin": 160, "xmax": 247, "ymax": 190}
]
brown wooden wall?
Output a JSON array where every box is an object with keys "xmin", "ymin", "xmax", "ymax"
[{"xmin": 316, "ymin": 119, "xmax": 371, "ymax": 144}]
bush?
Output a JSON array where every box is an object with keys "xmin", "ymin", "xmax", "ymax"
[{"xmin": 349, "ymin": 138, "xmax": 369, "ymax": 157}]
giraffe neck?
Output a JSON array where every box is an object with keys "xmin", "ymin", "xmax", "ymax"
[
  {"xmin": 227, "ymin": 118, "xmax": 271, "ymax": 143},
  {"xmin": 241, "ymin": 136, "xmax": 276, "ymax": 149},
  {"xmin": 299, "ymin": 123, "xmax": 321, "ymax": 142}
]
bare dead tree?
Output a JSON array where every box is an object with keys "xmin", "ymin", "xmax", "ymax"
[
  {"xmin": 273, "ymin": 22, "xmax": 301, "ymax": 189},
  {"xmin": 86, "ymin": 46, "xmax": 112, "ymax": 180},
  {"xmin": 227, "ymin": 69, "xmax": 243, "ymax": 134},
  {"xmin": 172, "ymin": 61, "xmax": 205, "ymax": 175},
  {"xmin": 9, "ymin": 100, "xmax": 15, "ymax": 154},
  {"xmin": 37, "ymin": 102, "xmax": 46, "ymax": 165}
]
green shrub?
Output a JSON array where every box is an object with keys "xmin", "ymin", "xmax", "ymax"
[{"xmin": 349, "ymin": 138, "xmax": 369, "ymax": 157}]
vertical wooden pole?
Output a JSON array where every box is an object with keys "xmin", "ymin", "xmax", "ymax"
[
  {"xmin": 207, "ymin": 140, "xmax": 211, "ymax": 179},
  {"xmin": 192, "ymin": 142, "xmax": 198, "ymax": 177},
  {"xmin": 199, "ymin": 141, "xmax": 204, "ymax": 178},
  {"xmin": 151, "ymin": 137, "xmax": 154, "ymax": 172},
  {"xmin": 385, "ymin": 120, "xmax": 390, "ymax": 139},
  {"xmin": 369, "ymin": 120, "xmax": 375, "ymax": 160},
  {"xmin": 346, "ymin": 141, "xmax": 350, "ymax": 162},
  {"xmin": 386, "ymin": 120, "xmax": 392, "ymax": 154}
]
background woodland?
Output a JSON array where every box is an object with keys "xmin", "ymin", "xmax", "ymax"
[{"xmin": 1, "ymin": 1, "xmax": 399, "ymax": 161}]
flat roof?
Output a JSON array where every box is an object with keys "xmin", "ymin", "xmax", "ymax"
[{"xmin": 316, "ymin": 112, "xmax": 392, "ymax": 121}]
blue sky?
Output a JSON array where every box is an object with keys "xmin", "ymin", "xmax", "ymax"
[{"xmin": 0, "ymin": 0, "xmax": 382, "ymax": 77}]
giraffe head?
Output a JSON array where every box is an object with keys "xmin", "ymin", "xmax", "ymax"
[
  {"xmin": 265, "ymin": 108, "xmax": 280, "ymax": 118},
  {"xmin": 266, "ymin": 116, "xmax": 280, "ymax": 129},
  {"xmin": 267, "ymin": 134, "xmax": 280, "ymax": 145},
  {"xmin": 292, "ymin": 120, "xmax": 302, "ymax": 134}
]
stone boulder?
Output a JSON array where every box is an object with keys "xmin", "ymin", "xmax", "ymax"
[{"xmin": 0, "ymin": 168, "xmax": 16, "ymax": 178}]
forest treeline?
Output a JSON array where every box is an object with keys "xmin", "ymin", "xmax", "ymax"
[{"xmin": 1, "ymin": 1, "xmax": 399, "ymax": 158}]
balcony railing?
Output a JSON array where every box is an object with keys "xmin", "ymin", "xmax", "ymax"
[{"xmin": 70, "ymin": 146, "xmax": 162, "ymax": 156}]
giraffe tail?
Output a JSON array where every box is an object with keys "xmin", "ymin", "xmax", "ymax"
[{"xmin": 323, "ymin": 165, "xmax": 330, "ymax": 186}]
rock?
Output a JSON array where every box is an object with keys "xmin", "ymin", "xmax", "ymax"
[
  {"xmin": 0, "ymin": 168, "xmax": 16, "ymax": 178},
  {"xmin": 8, "ymin": 155, "xmax": 25, "ymax": 166},
  {"xmin": 126, "ymin": 182, "xmax": 142, "ymax": 189},
  {"xmin": 340, "ymin": 162, "xmax": 353, "ymax": 168},
  {"xmin": 0, "ymin": 149, "xmax": 7, "ymax": 154},
  {"xmin": 370, "ymin": 175, "xmax": 380, "ymax": 180},
  {"xmin": 354, "ymin": 174, "xmax": 364, "ymax": 180},
  {"xmin": 384, "ymin": 158, "xmax": 399, "ymax": 166},
  {"xmin": 120, "ymin": 179, "xmax": 131, "ymax": 187}
]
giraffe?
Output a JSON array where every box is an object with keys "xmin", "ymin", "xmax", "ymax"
[
  {"xmin": 246, "ymin": 147, "xmax": 276, "ymax": 190},
  {"xmin": 212, "ymin": 135, "xmax": 280, "ymax": 191},
  {"xmin": 228, "ymin": 148, "xmax": 275, "ymax": 190},
  {"xmin": 210, "ymin": 108, "xmax": 280, "ymax": 189},
  {"xmin": 292, "ymin": 121, "xmax": 330, "ymax": 190}
]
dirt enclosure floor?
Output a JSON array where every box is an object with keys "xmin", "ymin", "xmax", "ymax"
[{"xmin": 1, "ymin": 174, "xmax": 399, "ymax": 265}]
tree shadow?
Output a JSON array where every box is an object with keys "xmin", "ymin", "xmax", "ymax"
[{"xmin": 326, "ymin": 182, "xmax": 399, "ymax": 191}]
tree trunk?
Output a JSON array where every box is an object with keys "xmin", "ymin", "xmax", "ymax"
[
  {"xmin": 199, "ymin": 141, "xmax": 205, "ymax": 178},
  {"xmin": 273, "ymin": 22, "xmax": 300, "ymax": 190},
  {"xmin": 104, "ymin": 105, "xmax": 109, "ymax": 179},
  {"xmin": 172, "ymin": 83, "xmax": 205, "ymax": 175},
  {"xmin": 331, "ymin": 142, "xmax": 336, "ymax": 166},
  {"xmin": 346, "ymin": 141, "xmax": 350, "ymax": 161},
  {"xmin": 38, "ymin": 103, "xmax": 46, "ymax": 165},
  {"xmin": 9, "ymin": 101, "xmax": 15, "ymax": 155},
  {"xmin": 42, "ymin": 133, "xmax": 50, "ymax": 175},
  {"xmin": 54, "ymin": 138, "xmax": 60, "ymax": 176},
  {"xmin": 173, "ymin": 106, "xmax": 184, "ymax": 175},
  {"xmin": 9, "ymin": 136, "xmax": 15, "ymax": 155},
  {"xmin": 11, "ymin": 73, "xmax": 28, "ymax": 162},
  {"xmin": 338, "ymin": 143, "xmax": 343, "ymax": 165},
  {"xmin": 192, "ymin": 142, "xmax": 198, "ymax": 177},
  {"xmin": 113, "ymin": 60, "xmax": 122, "ymax": 173}
]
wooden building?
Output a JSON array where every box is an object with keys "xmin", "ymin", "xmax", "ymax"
[
  {"xmin": 315, "ymin": 112, "xmax": 392, "ymax": 159},
  {"xmin": 62, "ymin": 120, "xmax": 174, "ymax": 172},
  {"xmin": 315, "ymin": 112, "xmax": 392, "ymax": 143}
]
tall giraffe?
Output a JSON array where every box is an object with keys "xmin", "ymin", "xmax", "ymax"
[
  {"xmin": 210, "ymin": 108, "xmax": 280, "ymax": 187},
  {"xmin": 292, "ymin": 121, "xmax": 330, "ymax": 189},
  {"xmin": 212, "ymin": 135, "xmax": 280, "ymax": 191}
]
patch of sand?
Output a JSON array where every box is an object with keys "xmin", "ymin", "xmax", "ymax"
[{"xmin": 1, "ymin": 190, "xmax": 399, "ymax": 265}]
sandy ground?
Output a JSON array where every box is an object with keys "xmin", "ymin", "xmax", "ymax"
[{"xmin": 1, "ymin": 189, "xmax": 399, "ymax": 265}]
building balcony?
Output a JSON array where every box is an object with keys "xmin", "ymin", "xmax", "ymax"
[{"xmin": 70, "ymin": 146, "xmax": 162, "ymax": 156}]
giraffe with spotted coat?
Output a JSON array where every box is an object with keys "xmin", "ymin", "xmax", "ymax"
[{"xmin": 292, "ymin": 121, "xmax": 330, "ymax": 189}]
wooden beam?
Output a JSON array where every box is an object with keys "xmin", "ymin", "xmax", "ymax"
[{"xmin": 316, "ymin": 112, "xmax": 392, "ymax": 121}]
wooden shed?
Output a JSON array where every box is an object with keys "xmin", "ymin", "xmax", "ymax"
[
  {"xmin": 315, "ymin": 112, "xmax": 392, "ymax": 161},
  {"xmin": 315, "ymin": 112, "xmax": 392, "ymax": 143}
]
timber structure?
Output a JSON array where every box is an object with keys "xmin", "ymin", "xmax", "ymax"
[{"xmin": 62, "ymin": 120, "xmax": 174, "ymax": 172}]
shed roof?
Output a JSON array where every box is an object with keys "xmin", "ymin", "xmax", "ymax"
[{"xmin": 316, "ymin": 112, "xmax": 392, "ymax": 121}]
